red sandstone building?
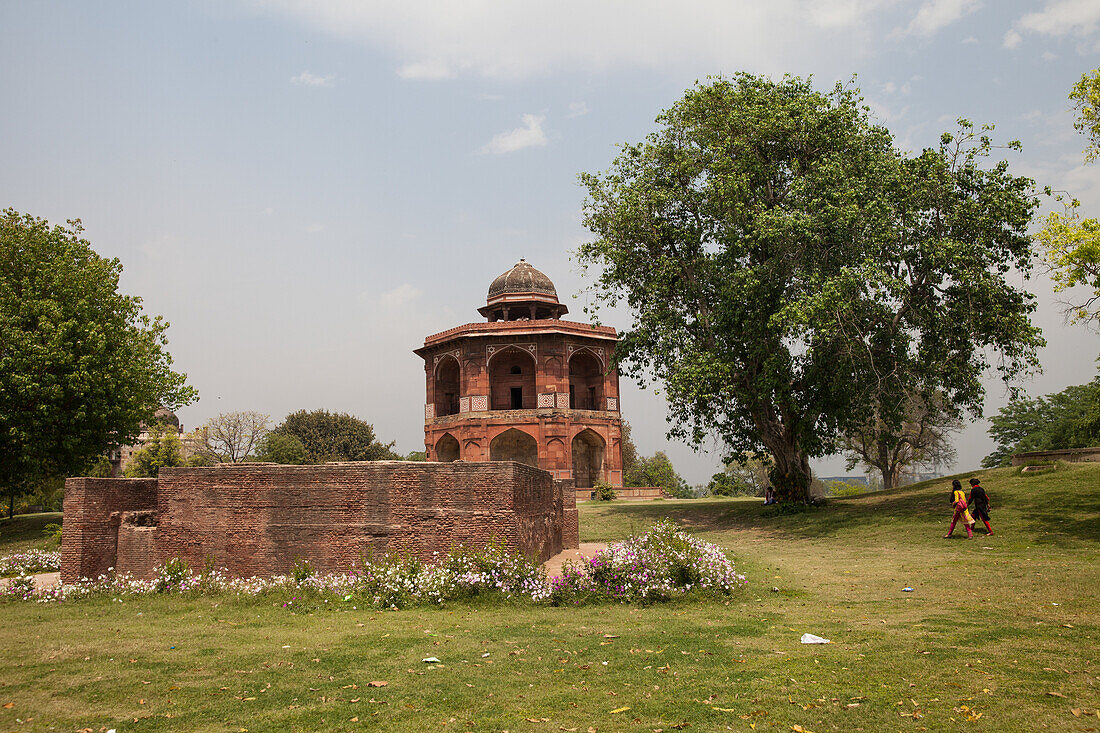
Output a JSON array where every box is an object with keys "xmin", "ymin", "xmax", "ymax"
[{"xmin": 415, "ymin": 260, "xmax": 624, "ymax": 488}]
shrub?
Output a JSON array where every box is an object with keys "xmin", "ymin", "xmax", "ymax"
[
  {"xmin": 593, "ymin": 481, "xmax": 617, "ymax": 501},
  {"xmin": 292, "ymin": 558, "xmax": 314, "ymax": 584},
  {"xmin": 42, "ymin": 522, "xmax": 63, "ymax": 548},
  {"xmin": 155, "ymin": 557, "xmax": 191, "ymax": 592},
  {"xmin": 0, "ymin": 549, "xmax": 60, "ymax": 576}
]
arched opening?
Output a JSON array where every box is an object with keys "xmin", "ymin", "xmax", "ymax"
[
  {"xmin": 489, "ymin": 349, "xmax": 536, "ymax": 411},
  {"xmin": 568, "ymin": 351, "xmax": 604, "ymax": 411},
  {"xmin": 434, "ymin": 356, "xmax": 461, "ymax": 417},
  {"xmin": 571, "ymin": 429, "xmax": 605, "ymax": 489},
  {"xmin": 489, "ymin": 428, "xmax": 539, "ymax": 468},
  {"xmin": 435, "ymin": 433, "xmax": 460, "ymax": 462}
]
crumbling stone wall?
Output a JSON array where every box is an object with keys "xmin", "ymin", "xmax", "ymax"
[{"xmin": 62, "ymin": 461, "xmax": 573, "ymax": 582}]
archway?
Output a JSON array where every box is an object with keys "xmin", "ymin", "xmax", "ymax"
[
  {"xmin": 489, "ymin": 428, "xmax": 539, "ymax": 468},
  {"xmin": 434, "ymin": 356, "xmax": 461, "ymax": 417},
  {"xmin": 571, "ymin": 429, "xmax": 605, "ymax": 488},
  {"xmin": 489, "ymin": 348, "xmax": 536, "ymax": 411},
  {"xmin": 568, "ymin": 351, "xmax": 604, "ymax": 410},
  {"xmin": 435, "ymin": 433, "xmax": 460, "ymax": 462}
]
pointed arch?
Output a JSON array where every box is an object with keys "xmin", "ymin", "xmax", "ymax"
[
  {"xmin": 435, "ymin": 433, "xmax": 460, "ymax": 462},
  {"xmin": 489, "ymin": 428, "xmax": 539, "ymax": 468},
  {"xmin": 571, "ymin": 428, "xmax": 606, "ymax": 488},
  {"xmin": 488, "ymin": 347, "xmax": 537, "ymax": 410},
  {"xmin": 434, "ymin": 355, "xmax": 461, "ymax": 417},
  {"xmin": 568, "ymin": 350, "xmax": 604, "ymax": 410}
]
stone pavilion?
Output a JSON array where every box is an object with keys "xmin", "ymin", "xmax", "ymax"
[{"xmin": 415, "ymin": 260, "xmax": 624, "ymax": 488}]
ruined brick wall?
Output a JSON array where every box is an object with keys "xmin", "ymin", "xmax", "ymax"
[
  {"xmin": 62, "ymin": 461, "xmax": 575, "ymax": 582},
  {"xmin": 61, "ymin": 478, "xmax": 157, "ymax": 583}
]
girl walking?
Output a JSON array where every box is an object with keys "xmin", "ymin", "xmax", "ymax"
[
  {"xmin": 968, "ymin": 477, "xmax": 993, "ymax": 535},
  {"xmin": 945, "ymin": 479, "xmax": 974, "ymax": 539}
]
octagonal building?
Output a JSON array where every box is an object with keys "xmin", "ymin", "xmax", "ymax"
[{"xmin": 415, "ymin": 260, "xmax": 624, "ymax": 488}]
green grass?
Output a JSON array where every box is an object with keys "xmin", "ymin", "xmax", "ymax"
[
  {"xmin": 0, "ymin": 512, "xmax": 61, "ymax": 555},
  {"xmin": 0, "ymin": 465, "xmax": 1097, "ymax": 732}
]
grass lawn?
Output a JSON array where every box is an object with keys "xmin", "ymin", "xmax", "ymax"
[
  {"xmin": 0, "ymin": 512, "xmax": 61, "ymax": 558},
  {"xmin": 0, "ymin": 464, "xmax": 1096, "ymax": 732}
]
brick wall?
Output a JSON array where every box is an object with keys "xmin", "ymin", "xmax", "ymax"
[
  {"xmin": 62, "ymin": 461, "xmax": 575, "ymax": 581},
  {"xmin": 61, "ymin": 478, "xmax": 158, "ymax": 583}
]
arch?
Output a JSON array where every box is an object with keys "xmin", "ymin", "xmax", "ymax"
[
  {"xmin": 435, "ymin": 433, "xmax": 460, "ymax": 462},
  {"xmin": 488, "ymin": 347, "xmax": 537, "ymax": 410},
  {"xmin": 568, "ymin": 351, "xmax": 604, "ymax": 411},
  {"xmin": 434, "ymin": 355, "xmax": 461, "ymax": 417},
  {"xmin": 571, "ymin": 428, "xmax": 606, "ymax": 489},
  {"xmin": 489, "ymin": 428, "xmax": 539, "ymax": 468},
  {"xmin": 462, "ymin": 439, "xmax": 483, "ymax": 461}
]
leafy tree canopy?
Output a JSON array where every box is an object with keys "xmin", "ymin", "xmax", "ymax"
[
  {"xmin": 0, "ymin": 210, "xmax": 196, "ymax": 511},
  {"xmin": 578, "ymin": 74, "xmax": 1042, "ymax": 502},
  {"xmin": 199, "ymin": 411, "xmax": 270, "ymax": 463},
  {"xmin": 273, "ymin": 409, "xmax": 398, "ymax": 464},
  {"xmin": 982, "ymin": 379, "xmax": 1100, "ymax": 467},
  {"xmin": 1071, "ymin": 68, "xmax": 1100, "ymax": 162}
]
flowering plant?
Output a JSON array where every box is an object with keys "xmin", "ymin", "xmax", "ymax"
[
  {"xmin": 549, "ymin": 519, "xmax": 746, "ymax": 605},
  {"xmin": 0, "ymin": 549, "xmax": 60, "ymax": 577}
]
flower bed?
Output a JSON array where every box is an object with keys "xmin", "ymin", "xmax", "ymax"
[
  {"xmin": 0, "ymin": 549, "xmax": 61, "ymax": 577},
  {"xmin": 3, "ymin": 522, "xmax": 746, "ymax": 608},
  {"xmin": 549, "ymin": 519, "xmax": 746, "ymax": 605}
]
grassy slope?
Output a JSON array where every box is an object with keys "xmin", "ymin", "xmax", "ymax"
[
  {"xmin": 0, "ymin": 512, "xmax": 61, "ymax": 556},
  {"xmin": 0, "ymin": 465, "xmax": 1096, "ymax": 732}
]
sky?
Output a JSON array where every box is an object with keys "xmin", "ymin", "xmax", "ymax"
[{"xmin": 2, "ymin": 0, "xmax": 1099, "ymax": 485}]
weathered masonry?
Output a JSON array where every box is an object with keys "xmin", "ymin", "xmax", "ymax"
[
  {"xmin": 416, "ymin": 260, "xmax": 625, "ymax": 488},
  {"xmin": 61, "ymin": 461, "xmax": 578, "ymax": 582}
]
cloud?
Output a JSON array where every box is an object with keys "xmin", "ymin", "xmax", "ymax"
[
  {"xmin": 1003, "ymin": 28, "xmax": 1023, "ymax": 48},
  {"xmin": 1007, "ymin": 0, "xmax": 1100, "ymax": 49},
  {"xmin": 248, "ymin": 1, "xmax": 895, "ymax": 81},
  {"xmin": 567, "ymin": 101, "xmax": 590, "ymax": 118},
  {"xmin": 376, "ymin": 283, "xmax": 423, "ymax": 310},
  {"xmin": 305, "ymin": 223, "xmax": 326, "ymax": 233},
  {"xmin": 902, "ymin": 0, "xmax": 982, "ymax": 37},
  {"xmin": 290, "ymin": 70, "xmax": 336, "ymax": 87},
  {"xmin": 478, "ymin": 113, "xmax": 548, "ymax": 155}
]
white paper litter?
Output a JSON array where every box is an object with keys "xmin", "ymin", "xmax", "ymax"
[
  {"xmin": 800, "ymin": 633, "xmax": 831, "ymax": 644},
  {"xmin": 422, "ymin": 656, "xmax": 441, "ymax": 663}
]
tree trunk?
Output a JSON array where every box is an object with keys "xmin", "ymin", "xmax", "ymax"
[
  {"xmin": 880, "ymin": 464, "xmax": 901, "ymax": 491},
  {"xmin": 769, "ymin": 447, "xmax": 812, "ymax": 504}
]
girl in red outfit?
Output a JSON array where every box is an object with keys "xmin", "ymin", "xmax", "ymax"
[{"xmin": 945, "ymin": 479, "xmax": 974, "ymax": 538}]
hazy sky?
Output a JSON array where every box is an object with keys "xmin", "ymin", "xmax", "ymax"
[{"xmin": 3, "ymin": 1, "xmax": 1099, "ymax": 484}]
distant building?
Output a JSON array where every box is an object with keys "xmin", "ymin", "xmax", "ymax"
[{"xmin": 107, "ymin": 407, "xmax": 184, "ymax": 477}]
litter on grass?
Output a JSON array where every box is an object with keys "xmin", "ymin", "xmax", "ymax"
[
  {"xmin": 800, "ymin": 633, "xmax": 831, "ymax": 644},
  {"xmin": 902, "ymin": 587, "xmax": 914, "ymax": 592},
  {"xmin": 422, "ymin": 657, "xmax": 441, "ymax": 663}
]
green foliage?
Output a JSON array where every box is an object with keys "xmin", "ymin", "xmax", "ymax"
[
  {"xmin": 624, "ymin": 451, "xmax": 688, "ymax": 497},
  {"xmin": 1070, "ymin": 68, "xmax": 1100, "ymax": 162},
  {"xmin": 0, "ymin": 210, "xmax": 196, "ymax": 511},
  {"xmin": 123, "ymin": 426, "xmax": 183, "ymax": 478},
  {"xmin": 825, "ymin": 480, "xmax": 865, "ymax": 498},
  {"xmin": 983, "ymin": 379, "xmax": 1100, "ymax": 467},
  {"xmin": 84, "ymin": 456, "xmax": 114, "ymax": 478},
  {"xmin": 404, "ymin": 450, "xmax": 427, "ymax": 461},
  {"xmin": 592, "ymin": 481, "xmax": 617, "ymax": 501},
  {"xmin": 291, "ymin": 558, "xmax": 314, "ymax": 584},
  {"xmin": 706, "ymin": 471, "xmax": 751, "ymax": 497},
  {"xmin": 42, "ymin": 522, "xmax": 63, "ymax": 548},
  {"xmin": 253, "ymin": 432, "xmax": 307, "ymax": 465},
  {"xmin": 155, "ymin": 557, "xmax": 191, "ymax": 592},
  {"xmin": 273, "ymin": 409, "xmax": 398, "ymax": 464},
  {"xmin": 577, "ymin": 74, "xmax": 1042, "ymax": 504}
]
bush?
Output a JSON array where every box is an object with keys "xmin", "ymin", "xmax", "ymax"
[
  {"xmin": 592, "ymin": 481, "xmax": 617, "ymax": 501},
  {"xmin": 42, "ymin": 523, "xmax": 62, "ymax": 548},
  {"xmin": 155, "ymin": 557, "xmax": 191, "ymax": 592},
  {"xmin": 0, "ymin": 549, "xmax": 60, "ymax": 577},
  {"xmin": 292, "ymin": 558, "xmax": 314, "ymax": 584}
]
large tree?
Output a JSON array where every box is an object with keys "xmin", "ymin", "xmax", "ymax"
[
  {"xmin": 0, "ymin": 211, "xmax": 196, "ymax": 516},
  {"xmin": 578, "ymin": 74, "xmax": 1042, "ymax": 503},
  {"xmin": 273, "ymin": 409, "xmax": 398, "ymax": 464}
]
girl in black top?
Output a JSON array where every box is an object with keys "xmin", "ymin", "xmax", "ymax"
[{"xmin": 968, "ymin": 478, "xmax": 993, "ymax": 535}]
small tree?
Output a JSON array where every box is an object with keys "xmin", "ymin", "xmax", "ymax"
[
  {"xmin": 198, "ymin": 411, "xmax": 270, "ymax": 463},
  {"xmin": 982, "ymin": 379, "xmax": 1100, "ymax": 467},
  {"xmin": 253, "ymin": 432, "xmax": 307, "ymax": 465},
  {"xmin": 124, "ymin": 426, "xmax": 184, "ymax": 477},
  {"xmin": 625, "ymin": 451, "xmax": 689, "ymax": 497},
  {"xmin": 843, "ymin": 391, "xmax": 962, "ymax": 491}
]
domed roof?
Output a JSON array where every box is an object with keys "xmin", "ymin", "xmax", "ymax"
[{"xmin": 487, "ymin": 259, "xmax": 558, "ymax": 301}]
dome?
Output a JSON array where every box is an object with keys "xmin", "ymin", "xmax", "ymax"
[{"xmin": 487, "ymin": 259, "xmax": 559, "ymax": 301}]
